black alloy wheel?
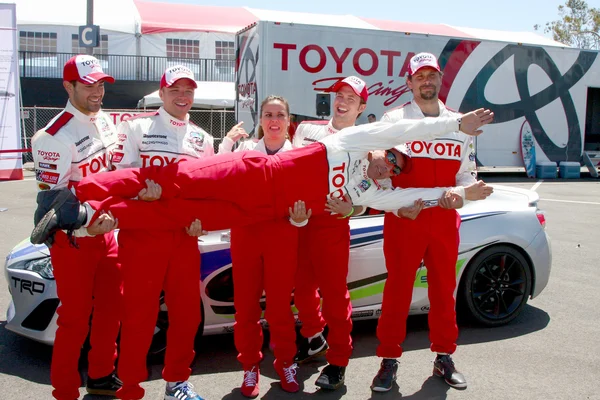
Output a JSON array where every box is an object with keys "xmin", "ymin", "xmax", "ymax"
[{"xmin": 460, "ymin": 245, "xmax": 532, "ymax": 327}]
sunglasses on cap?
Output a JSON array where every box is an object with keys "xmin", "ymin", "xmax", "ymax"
[{"xmin": 385, "ymin": 150, "xmax": 402, "ymax": 176}]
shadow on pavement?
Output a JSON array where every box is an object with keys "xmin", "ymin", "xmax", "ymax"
[
  {"xmin": 350, "ymin": 304, "xmax": 549, "ymax": 360},
  {"xmin": 365, "ymin": 375, "xmax": 450, "ymax": 400},
  {"xmin": 186, "ymin": 303, "xmax": 549, "ymax": 378},
  {"xmin": 0, "ymin": 321, "xmax": 52, "ymax": 384},
  {"xmin": 0, "ymin": 303, "xmax": 550, "ymax": 390}
]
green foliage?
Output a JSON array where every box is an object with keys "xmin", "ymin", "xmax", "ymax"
[{"xmin": 534, "ymin": 0, "xmax": 600, "ymax": 49}]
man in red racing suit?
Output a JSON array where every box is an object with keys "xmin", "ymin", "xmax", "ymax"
[
  {"xmin": 110, "ymin": 65, "xmax": 213, "ymax": 400},
  {"xmin": 371, "ymin": 52, "xmax": 492, "ymax": 393},
  {"xmin": 31, "ymin": 55, "xmax": 122, "ymax": 400},
  {"xmin": 291, "ymin": 76, "xmax": 370, "ymax": 390}
]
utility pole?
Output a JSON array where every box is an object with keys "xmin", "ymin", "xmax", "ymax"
[{"xmin": 86, "ymin": 0, "xmax": 93, "ymax": 55}]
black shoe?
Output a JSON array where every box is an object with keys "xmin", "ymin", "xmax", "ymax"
[
  {"xmin": 86, "ymin": 372, "xmax": 123, "ymax": 396},
  {"xmin": 315, "ymin": 364, "xmax": 345, "ymax": 390},
  {"xmin": 32, "ymin": 189, "xmax": 67, "ymax": 247},
  {"xmin": 433, "ymin": 354, "xmax": 467, "ymax": 389},
  {"xmin": 30, "ymin": 188, "xmax": 86, "ymax": 246},
  {"xmin": 33, "ymin": 188, "xmax": 72, "ymax": 226},
  {"xmin": 371, "ymin": 358, "xmax": 398, "ymax": 392},
  {"xmin": 294, "ymin": 332, "xmax": 329, "ymax": 364}
]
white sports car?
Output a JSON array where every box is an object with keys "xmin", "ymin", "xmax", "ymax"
[{"xmin": 4, "ymin": 185, "xmax": 551, "ymax": 347}]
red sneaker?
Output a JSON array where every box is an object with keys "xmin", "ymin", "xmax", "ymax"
[
  {"xmin": 241, "ymin": 365, "xmax": 260, "ymax": 398},
  {"xmin": 274, "ymin": 360, "xmax": 300, "ymax": 393}
]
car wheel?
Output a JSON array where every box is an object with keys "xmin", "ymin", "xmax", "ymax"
[
  {"xmin": 459, "ymin": 245, "xmax": 532, "ymax": 327},
  {"xmin": 148, "ymin": 292, "xmax": 205, "ymax": 358}
]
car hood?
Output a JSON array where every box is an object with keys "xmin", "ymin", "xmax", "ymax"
[
  {"xmin": 459, "ymin": 184, "xmax": 539, "ymax": 215},
  {"xmin": 5, "ymin": 239, "xmax": 49, "ymax": 264}
]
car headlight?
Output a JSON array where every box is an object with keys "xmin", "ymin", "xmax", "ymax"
[{"xmin": 7, "ymin": 257, "xmax": 54, "ymax": 280}]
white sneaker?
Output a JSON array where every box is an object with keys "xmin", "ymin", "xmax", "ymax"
[{"xmin": 164, "ymin": 381, "xmax": 204, "ymax": 400}]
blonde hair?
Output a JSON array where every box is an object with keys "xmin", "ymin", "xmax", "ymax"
[{"xmin": 257, "ymin": 95, "xmax": 290, "ymax": 139}]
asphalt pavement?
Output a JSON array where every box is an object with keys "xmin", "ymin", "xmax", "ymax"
[{"xmin": 0, "ymin": 168, "xmax": 599, "ymax": 399}]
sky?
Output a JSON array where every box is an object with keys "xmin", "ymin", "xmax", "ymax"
[{"xmin": 147, "ymin": 0, "xmax": 600, "ymax": 35}]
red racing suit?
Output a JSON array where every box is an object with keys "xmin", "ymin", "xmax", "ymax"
[
  {"xmin": 292, "ymin": 120, "xmax": 354, "ymax": 367},
  {"xmin": 376, "ymin": 100, "xmax": 477, "ymax": 358},
  {"xmin": 31, "ymin": 101, "xmax": 122, "ymax": 400},
  {"xmin": 221, "ymin": 138, "xmax": 299, "ymax": 367},
  {"xmin": 75, "ymin": 117, "xmax": 464, "ymax": 233},
  {"xmin": 111, "ymin": 107, "xmax": 215, "ymax": 400}
]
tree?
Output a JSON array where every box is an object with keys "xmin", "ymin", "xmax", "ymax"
[{"xmin": 534, "ymin": 0, "xmax": 600, "ymax": 49}]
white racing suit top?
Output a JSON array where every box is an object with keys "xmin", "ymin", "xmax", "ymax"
[
  {"xmin": 292, "ymin": 119, "xmax": 375, "ymax": 216},
  {"xmin": 32, "ymin": 101, "xmax": 118, "ymax": 190},
  {"xmin": 318, "ymin": 116, "xmax": 466, "ymax": 212},
  {"xmin": 112, "ymin": 106, "xmax": 215, "ymax": 169},
  {"xmin": 219, "ymin": 136, "xmax": 294, "ymax": 154},
  {"xmin": 218, "ymin": 136, "xmax": 255, "ymax": 153},
  {"xmin": 292, "ymin": 119, "xmax": 339, "ymax": 148},
  {"xmin": 382, "ymin": 100, "xmax": 477, "ymax": 189},
  {"xmin": 31, "ymin": 100, "xmax": 118, "ymax": 236}
]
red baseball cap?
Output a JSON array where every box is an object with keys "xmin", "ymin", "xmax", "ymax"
[
  {"xmin": 409, "ymin": 52, "xmax": 441, "ymax": 75},
  {"xmin": 160, "ymin": 65, "xmax": 198, "ymax": 89},
  {"xmin": 63, "ymin": 55, "xmax": 114, "ymax": 84},
  {"xmin": 328, "ymin": 76, "xmax": 369, "ymax": 102}
]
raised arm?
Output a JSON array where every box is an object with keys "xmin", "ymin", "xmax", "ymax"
[
  {"xmin": 218, "ymin": 121, "xmax": 248, "ymax": 154},
  {"xmin": 323, "ymin": 109, "xmax": 493, "ymax": 153}
]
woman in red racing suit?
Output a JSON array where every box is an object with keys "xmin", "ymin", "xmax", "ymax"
[{"xmin": 219, "ymin": 95, "xmax": 308, "ymax": 397}]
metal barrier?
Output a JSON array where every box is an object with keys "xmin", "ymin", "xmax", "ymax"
[
  {"xmin": 20, "ymin": 107, "xmax": 237, "ymax": 163},
  {"xmin": 19, "ymin": 51, "xmax": 236, "ymax": 82}
]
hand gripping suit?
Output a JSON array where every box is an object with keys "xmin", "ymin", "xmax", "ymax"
[
  {"xmin": 111, "ymin": 107, "xmax": 215, "ymax": 400},
  {"xmin": 31, "ymin": 101, "xmax": 122, "ymax": 400},
  {"xmin": 221, "ymin": 138, "xmax": 299, "ymax": 368},
  {"xmin": 292, "ymin": 120, "xmax": 353, "ymax": 367},
  {"xmin": 74, "ymin": 118, "xmax": 464, "ymax": 235},
  {"xmin": 376, "ymin": 100, "xmax": 477, "ymax": 358}
]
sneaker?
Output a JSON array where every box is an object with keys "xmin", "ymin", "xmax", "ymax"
[
  {"xmin": 30, "ymin": 188, "xmax": 87, "ymax": 246},
  {"xmin": 370, "ymin": 358, "xmax": 398, "ymax": 392},
  {"xmin": 315, "ymin": 364, "xmax": 345, "ymax": 390},
  {"xmin": 294, "ymin": 332, "xmax": 328, "ymax": 363},
  {"xmin": 164, "ymin": 381, "xmax": 205, "ymax": 400},
  {"xmin": 274, "ymin": 361, "xmax": 300, "ymax": 393},
  {"xmin": 241, "ymin": 365, "xmax": 260, "ymax": 398},
  {"xmin": 433, "ymin": 354, "xmax": 467, "ymax": 389},
  {"xmin": 85, "ymin": 372, "xmax": 123, "ymax": 396}
]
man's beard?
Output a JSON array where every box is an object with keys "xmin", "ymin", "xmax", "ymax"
[
  {"xmin": 419, "ymin": 87, "xmax": 438, "ymax": 100},
  {"xmin": 87, "ymin": 102, "xmax": 101, "ymax": 112},
  {"xmin": 86, "ymin": 104, "xmax": 101, "ymax": 113}
]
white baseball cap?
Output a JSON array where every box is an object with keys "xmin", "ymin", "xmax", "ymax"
[
  {"xmin": 409, "ymin": 52, "xmax": 441, "ymax": 75},
  {"xmin": 160, "ymin": 65, "xmax": 197, "ymax": 88},
  {"xmin": 63, "ymin": 55, "xmax": 114, "ymax": 84},
  {"xmin": 328, "ymin": 76, "xmax": 369, "ymax": 102}
]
